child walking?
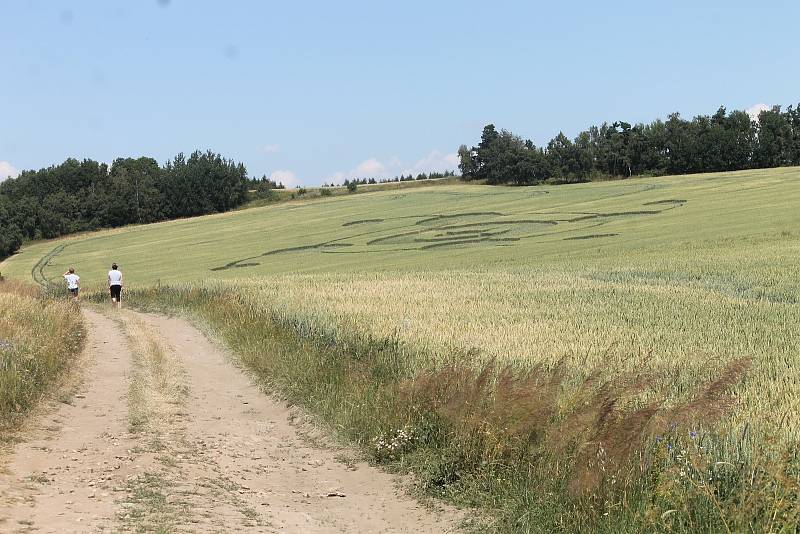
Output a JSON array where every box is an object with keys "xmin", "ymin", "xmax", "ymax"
[{"xmin": 63, "ymin": 267, "xmax": 80, "ymax": 301}]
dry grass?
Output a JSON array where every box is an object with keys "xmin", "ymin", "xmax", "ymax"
[
  {"xmin": 117, "ymin": 313, "xmax": 186, "ymax": 434},
  {"xmin": 0, "ymin": 281, "xmax": 84, "ymax": 432},
  {"xmin": 0, "ymin": 279, "xmax": 43, "ymax": 299},
  {"xmin": 404, "ymin": 355, "xmax": 751, "ymax": 498}
]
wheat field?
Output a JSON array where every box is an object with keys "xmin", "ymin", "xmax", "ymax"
[{"xmin": 3, "ymin": 167, "xmax": 797, "ymax": 286}]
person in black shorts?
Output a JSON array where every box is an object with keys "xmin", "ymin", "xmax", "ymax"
[
  {"xmin": 63, "ymin": 267, "xmax": 80, "ymax": 301},
  {"xmin": 108, "ymin": 263, "xmax": 123, "ymax": 309}
]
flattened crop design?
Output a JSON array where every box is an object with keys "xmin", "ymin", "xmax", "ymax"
[{"xmin": 210, "ymin": 201, "xmax": 686, "ymax": 270}]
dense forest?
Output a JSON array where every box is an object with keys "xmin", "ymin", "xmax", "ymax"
[
  {"xmin": 0, "ymin": 150, "xmax": 248, "ymax": 259},
  {"xmin": 458, "ymin": 104, "xmax": 800, "ymax": 184}
]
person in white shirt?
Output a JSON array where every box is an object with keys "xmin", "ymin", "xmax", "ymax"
[
  {"xmin": 62, "ymin": 267, "xmax": 80, "ymax": 301},
  {"xmin": 108, "ymin": 263, "xmax": 123, "ymax": 309}
]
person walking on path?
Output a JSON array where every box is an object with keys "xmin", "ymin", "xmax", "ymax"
[
  {"xmin": 108, "ymin": 263, "xmax": 123, "ymax": 308},
  {"xmin": 63, "ymin": 267, "xmax": 80, "ymax": 301}
]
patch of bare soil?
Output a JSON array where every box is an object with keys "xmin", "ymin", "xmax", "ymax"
[
  {"xmin": 0, "ymin": 308, "xmax": 462, "ymax": 533},
  {"xmin": 0, "ymin": 309, "xmax": 137, "ymax": 533}
]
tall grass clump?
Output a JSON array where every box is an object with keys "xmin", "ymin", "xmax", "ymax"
[
  {"xmin": 124, "ymin": 284, "xmax": 800, "ymax": 532},
  {"xmin": 0, "ymin": 281, "xmax": 85, "ymax": 432}
]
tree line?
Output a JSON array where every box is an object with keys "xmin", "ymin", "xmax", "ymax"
[
  {"xmin": 458, "ymin": 103, "xmax": 800, "ymax": 185},
  {"xmin": 0, "ymin": 150, "xmax": 249, "ymax": 260},
  {"xmin": 248, "ymin": 175, "xmax": 286, "ymax": 191},
  {"xmin": 321, "ymin": 170, "xmax": 457, "ymax": 188}
]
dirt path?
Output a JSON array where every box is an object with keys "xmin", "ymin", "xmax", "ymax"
[{"xmin": 0, "ymin": 308, "xmax": 461, "ymax": 533}]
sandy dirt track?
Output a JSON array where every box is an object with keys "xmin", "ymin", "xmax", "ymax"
[{"xmin": 0, "ymin": 308, "xmax": 461, "ymax": 533}]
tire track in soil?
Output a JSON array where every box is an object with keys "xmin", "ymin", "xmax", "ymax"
[
  {"xmin": 0, "ymin": 308, "xmax": 462, "ymax": 533},
  {"xmin": 0, "ymin": 309, "xmax": 137, "ymax": 533}
]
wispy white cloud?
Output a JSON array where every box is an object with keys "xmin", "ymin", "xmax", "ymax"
[
  {"xmin": 326, "ymin": 150, "xmax": 459, "ymax": 184},
  {"xmin": 0, "ymin": 161, "xmax": 19, "ymax": 182},
  {"xmin": 326, "ymin": 158, "xmax": 389, "ymax": 184},
  {"xmin": 746, "ymin": 103, "xmax": 771, "ymax": 122},
  {"xmin": 326, "ymin": 175, "xmax": 347, "ymax": 184},
  {"xmin": 269, "ymin": 169, "xmax": 299, "ymax": 187},
  {"xmin": 261, "ymin": 144, "xmax": 280, "ymax": 154},
  {"xmin": 354, "ymin": 158, "xmax": 385, "ymax": 175}
]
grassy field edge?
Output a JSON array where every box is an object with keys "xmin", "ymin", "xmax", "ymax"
[
  {"xmin": 99, "ymin": 285, "xmax": 800, "ymax": 533},
  {"xmin": 0, "ymin": 281, "xmax": 86, "ymax": 437}
]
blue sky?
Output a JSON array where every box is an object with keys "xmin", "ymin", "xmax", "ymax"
[{"xmin": 1, "ymin": 0, "xmax": 799, "ymax": 186}]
